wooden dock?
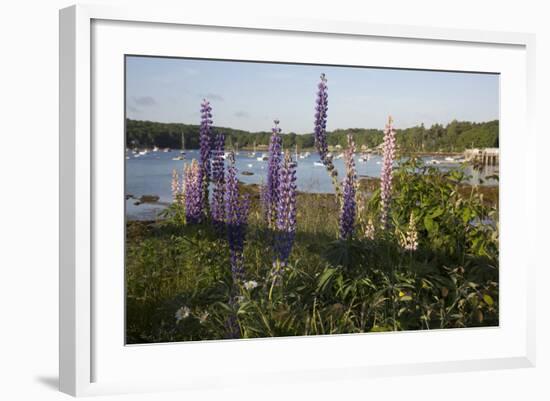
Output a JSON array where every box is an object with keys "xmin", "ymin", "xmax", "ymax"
[{"xmin": 464, "ymin": 148, "xmax": 499, "ymax": 166}]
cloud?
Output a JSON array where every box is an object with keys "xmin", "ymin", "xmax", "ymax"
[
  {"xmin": 127, "ymin": 105, "xmax": 139, "ymax": 113},
  {"xmin": 234, "ymin": 111, "xmax": 249, "ymax": 118},
  {"xmin": 133, "ymin": 96, "xmax": 156, "ymax": 106},
  {"xmin": 200, "ymin": 93, "xmax": 224, "ymax": 102}
]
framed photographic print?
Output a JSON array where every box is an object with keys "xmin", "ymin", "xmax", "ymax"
[{"xmin": 59, "ymin": 4, "xmax": 536, "ymax": 396}]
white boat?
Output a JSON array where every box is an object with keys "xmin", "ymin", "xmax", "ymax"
[
  {"xmin": 172, "ymin": 156, "xmax": 184, "ymax": 161},
  {"xmin": 138, "ymin": 150, "xmax": 148, "ymax": 156},
  {"xmin": 257, "ymin": 153, "xmax": 268, "ymax": 161},
  {"xmin": 358, "ymin": 153, "xmax": 370, "ymax": 162},
  {"xmin": 248, "ymin": 141, "xmax": 257, "ymax": 157},
  {"xmin": 428, "ymin": 159, "xmax": 440, "ymax": 165},
  {"xmin": 153, "ymin": 146, "xmax": 159, "ymax": 152},
  {"xmin": 313, "ymin": 161, "xmax": 324, "ymax": 167},
  {"xmin": 335, "ymin": 153, "xmax": 344, "ymax": 160},
  {"xmin": 247, "ymin": 163, "xmax": 253, "ymax": 168}
]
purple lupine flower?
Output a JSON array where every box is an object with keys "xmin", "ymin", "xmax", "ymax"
[
  {"xmin": 313, "ymin": 74, "xmax": 341, "ymax": 200},
  {"xmin": 339, "ymin": 134, "xmax": 357, "ymax": 240},
  {"xmin": 184, "ymin": 160, "xmax": 202, "ymax": 224},
  {"xmin": 262, "ymin": 120, "xmax": 283, "ymax": 229},
  {"xmin": 210, "ymin": 132, "xmax": 225, "ymax": 229},
  {"xmin": 275, "ymin": 151, "xmax": 297, "ymax": 266},
  {"xmin": 314, "ymin": 73, "xmax": 329, "ymax": 161},
  {"xmin": 380, "ymin": 116, "xmax": 396, "ymax": 228},
  {"xmin": 199, "ymin": 99, "xmax": 213, "ymax": 216},
  {"xmin": 224, "ymin": 152, "xmax": 250, "ymax": 282}
]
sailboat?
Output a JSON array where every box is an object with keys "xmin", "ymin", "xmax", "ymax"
[
  {"xmin": 172, "ymin": 131, "xmax": 186, "ymax": 160},
  {"xmin": 248, "ymin": 141, "xmax": 257, "ymax": 158}
]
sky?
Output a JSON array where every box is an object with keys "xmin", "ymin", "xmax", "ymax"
[{"xmin": 125, "ymin": 56, "xmax": 499, "ymax": 133}]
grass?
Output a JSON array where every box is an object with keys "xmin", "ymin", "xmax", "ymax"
[{"xmin": 125, "ymin": 159, "xmax": 499, "ymax": 344}]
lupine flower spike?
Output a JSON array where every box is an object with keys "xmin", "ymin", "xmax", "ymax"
[
  {"xmin": 314, "ymin": 73, "xmax": 341, "ymax": 202},
  {"xmin": 263, "ymin": 120, "xmax": 283, "ymax": 229},
  {"xmin": 364, "ymin": 218, "xmax": 376, "ymax": 240},
  {"xmin": 171, "ymin": 168, "xmax": 180, "ymax": 203},
  {"xmin": 380, "ymin": 116, "xmax": 396, "ymax": 229},
  {"xmin": 224, "ymin": 152, "xmax": 250, "ymax": 283},
  {"xmin": 211, "ymin": 133, "xmax": 226, "ymax": 230},
  {"xmin": 199, "ymin": 99, "xmax": 213, "ymax": 216},
  {"xmin": 339, "ymin": 134, "xmax": 357, "ymax": 240},
  {"xmin": 184, "ymin": 160, "xmax": 202, "ymax": 224},
  {"xmin": 275, "ymin": 151, "xmax": 297, "ymax": 268},
  {"xmin": 399, "ymin": 212, "xmax": 418, "ymax": 251}
]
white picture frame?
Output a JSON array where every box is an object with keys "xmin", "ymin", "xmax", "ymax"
[{"xmin": 59, "ymin": 4, "xmax": 536, "ymax": 397}]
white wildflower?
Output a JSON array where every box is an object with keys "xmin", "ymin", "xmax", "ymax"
[
  {"xmin": 199, "ymin": 311, "xmax": 209, "ymax": 324},
  {"xmin": 399, "ymin": 213, "xmax": 418, "ymax": 251},
  {"xmin": 364, "ymin": 218, "xmax": 375, "ymax": 240},
  {"xmin": 243, "ymin": 280, "xmax": 258, "ymax": 290},
  {"xmin": 175, "ymin": 306, "xmax": 191, "ymax": 322}
]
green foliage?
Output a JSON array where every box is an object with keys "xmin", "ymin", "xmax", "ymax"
[
  {"xmin": 126, "ymin": 118, "xmax": 499, "ymax": 152},
  {"xmin": 126, "ymin": 160, "xmax": 498, "ymax": 343}
]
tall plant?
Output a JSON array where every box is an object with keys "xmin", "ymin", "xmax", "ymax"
[
  {"xmin": 224, "ymin": 152, "xmax": 250, "ymax": 283},
  {"xmin": 262, "ymin": 120, "xmax": 283, "ymax": 229},
  {"xmin": 199, "ymin": 99, "xmax": 213, "ymax": 217},
  {"xmin": 211, "ymin": 132, "xmax": 226, "ymax": 229},
  {"xmin": 314, "ymin": 73, "xmax": 341, "ymax": 201},
  {"xmin": 380, "ymin": 116, "xmax": 396, "ymax": 229},
  {"xmin": 184, "ymin": 160, "xmax": 202, "ymax": 224},
  {"xmin": 275, "ymin": 151, "xmax": 297, "ymax": 267},
  {"xmin": 339, "ymin": 134, "xmax": 357, "ymax": 240}
]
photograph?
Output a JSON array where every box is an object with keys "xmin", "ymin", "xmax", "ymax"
[{"xmin": 124, "ymin": 56, "xmax": 499, "ymax": 344}]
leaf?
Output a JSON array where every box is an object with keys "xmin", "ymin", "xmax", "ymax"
[
  {"xmin": 317, "ymin": 268, "xmax": 337, "ymax": 293},
  {"xmin": 483, "ymin": 294, "xmax": 494, "ymax": 306},
  {"xmin": 429, "ymin": 207, "xmax": 444, "ymax": 219},
  {"xmin": 424, "ymin": 215, "xmax": 434, "ymax": 232},
  {"xmin": 476, "ymin": 309, "xmax": 484, "ymax": 323}
]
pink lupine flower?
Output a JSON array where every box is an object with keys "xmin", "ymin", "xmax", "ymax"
[
  {"xmin": 380, "ymin": 116, "xmax": 396, "ymax": 228},
  {"xmin": 171, "ymin": 168, "xmax": 180, "ymax": 203},
  {"xmin": 184, "ymin": 160, "xmax": 202, "ymax": 224}
]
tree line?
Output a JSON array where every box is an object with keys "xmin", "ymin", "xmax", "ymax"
[{"xmin": 126, "ymin": 118, "xmax": 498, "ymax": 153}]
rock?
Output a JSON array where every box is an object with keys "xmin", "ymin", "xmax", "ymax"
[
  {"xmin": 241, "ymin": 171, "xmax": 254, "ymax": 176},
  {"xmin": 139, "ymin": 195, "xmax": 160, "ymax": 204},
  {"xmin": 125, "ymin": 194, "xmax": 135, "ymax": 200}
]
